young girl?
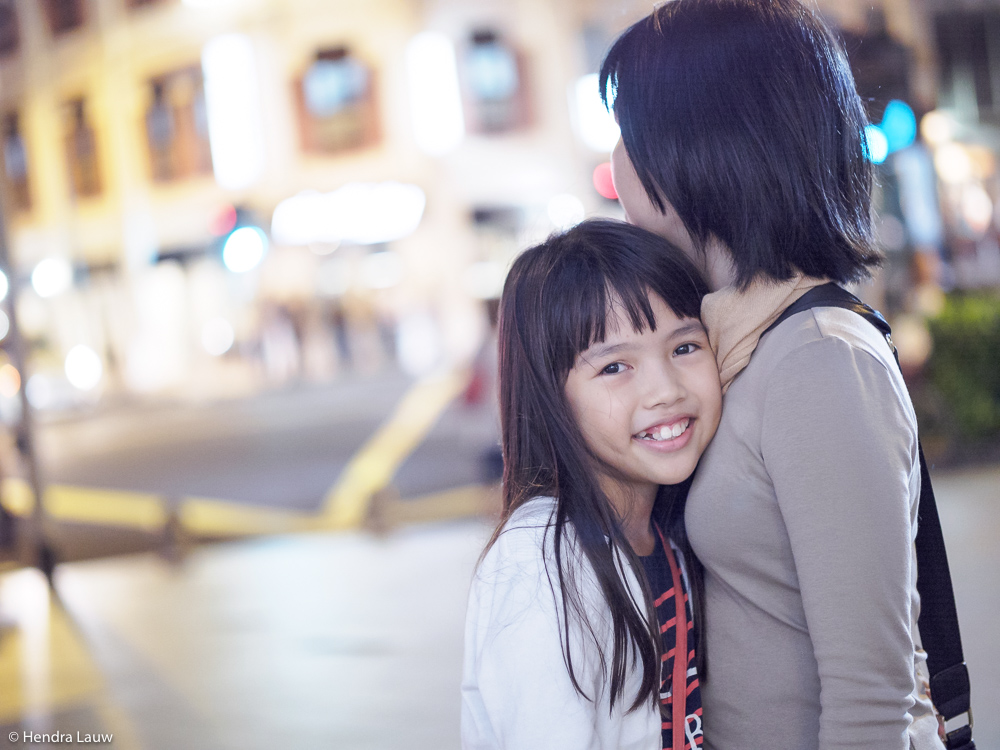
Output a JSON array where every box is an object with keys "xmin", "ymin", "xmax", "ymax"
[{"xmin": 461, "ymin": 219, "xmax": 722, "ymax": 750}]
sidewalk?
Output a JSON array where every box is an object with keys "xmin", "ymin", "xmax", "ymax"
[
  {"xmin": 0, "ymin": 465, "xmax": 997, "ymax": 750},
  {"xmin": 2, "ymin": 516, "xmax": 492, "ymax": 750},
  {"xmin": 929, "ymin": 463, "xmax": 1000, "ymax": 748}
]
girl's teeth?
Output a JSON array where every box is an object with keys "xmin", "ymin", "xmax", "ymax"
[{"xmin": 641, "ymin": 419, "xmax": 690, "ymax": 441}]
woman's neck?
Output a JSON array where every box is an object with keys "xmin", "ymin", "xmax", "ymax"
[
  {"xmin": 701, "ymin": 235, "xmax": 738, "ymax": 291},
  {"xmin": 600, "ymin": 478, "xmax": 657, "ymax": 556}
]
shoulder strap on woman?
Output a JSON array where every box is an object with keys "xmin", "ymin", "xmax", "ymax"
[{"xmin": 764, "ymin": 283, "xmax": 975, "ymax": 750}]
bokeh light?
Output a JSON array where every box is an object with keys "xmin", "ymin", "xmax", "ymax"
[
  {"xmin": 25, "ymin": 374, "xmax": 53, "ymax": 409},
  {"xmin": 202, "ymin": 34, "xmax": 266, "ymax": 190},
  {"xmin": 961, "ymin": 184, "xmax": 993, "ymax": 234},
  {"xmin": 211, "ymin": 205, "xmax": 239, "ymax": 236},
  {"xmin": 575, "ymin": 74, "xmax": 620, "ymax": 152},
  {"xmin": 864, "ymin": 125, "xmax": 889, "ymax": 164},
  {"xmin": 31, "ymin": 258, "xmax": 73, "ymax": 298},
  {"xmin": 935, "ymin": 143, "xmax": 973, "ymax": 184},
  {"xmin": 593, "ymin": 162, "xmax": 618, "ymax": 200},
  {"xmin": 406, "ymin": 32, "xmax": 465, "ymax": 156},
  {"xmin": 202, "ymin": 317, "xmax": 236, "ymax": 356},
  {"xmin": 0, "ymin": 363, "xmax": 20, "ymax": 398},
  {"xmin": 223, "ymin": 227, "xmax": 268, "ymax": 273},
  {"xmin": 921, "ymin": 111, "xmax": 956, "ymax": 147},
  {"xmin": 65, "ymin": 345, "xmax": 104, "ymax": 391},
  {"xmin": 0, "ymin": 269, "xmax": 9, "ymax": 302},
  {"xmin": 271, "ymin": 183, "xmax": 426, "ymax": 246},
  {"xmin": 881, "ymin": 100, "xmax": 917, "ymax": 154}
]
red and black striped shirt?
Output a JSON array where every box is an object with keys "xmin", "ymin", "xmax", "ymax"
[{"xmin": 640, "ymin": 530, "xmax": 703, "ymax": 750}]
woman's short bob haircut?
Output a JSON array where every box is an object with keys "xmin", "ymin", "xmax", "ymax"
[{"xmin": 600, "ymin": 0, "xmax": 882, "ymax": 288}]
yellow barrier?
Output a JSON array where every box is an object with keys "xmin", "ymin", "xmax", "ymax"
[{"xmin": 0, "ymin": 368, "xmax": 471, "ymax": 539}]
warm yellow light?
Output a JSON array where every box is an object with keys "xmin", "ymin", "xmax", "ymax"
[
  {"xmin": 920, "ymin": 111, "xmax": 955, "ymax": 147},
  {"xmin": 0, "ymin": 363, "xmax": 20, "ymax": 398},
  {"xmin": 934, "ymin": 143, "xmax": 973, "ymax": 184},
  {"xmin": 961, "ymin": 184, "xmax": 993, "ymax": 234}
]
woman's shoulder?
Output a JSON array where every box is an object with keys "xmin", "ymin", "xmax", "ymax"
[
  {"xmin": 742, "ymin": 303, "xmax": 916, "ymax": 430},
  {"xmin": 749, "ymin": 304, "xmax": 917, "ymax": 437},
  {"xmin": 758, "ymin": 303, "xmax": 898, "ymax": 373}
]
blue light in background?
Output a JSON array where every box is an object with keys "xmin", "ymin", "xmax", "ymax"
[
  {"xmin": 864, "ymin": 124, "xmax": 889, "ymax": 164},
  {"xmin": 223, "ymin": 226, "xmax": 268, "ymax": 273},
  {"xmin": 881, "ymin": 100, "xmax": 917, "ymax": 154}
]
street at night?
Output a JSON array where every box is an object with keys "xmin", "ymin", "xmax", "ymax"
[{"xmin": 1, "ymin": 0, "xmax": 998, "ymax": 748}]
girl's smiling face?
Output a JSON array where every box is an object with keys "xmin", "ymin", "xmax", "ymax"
[{"xmin": 564, "ymin": 293, "xmax": 722, "ymax": 506}]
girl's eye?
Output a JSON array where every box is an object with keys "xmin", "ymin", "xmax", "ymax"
[
  {"xmin": 600, "ymin": 362, "xmax": 625, "ymax": 375},
  {"xmin": 674, "ymin": 342, "xmax": 700, "ymax": 356}
]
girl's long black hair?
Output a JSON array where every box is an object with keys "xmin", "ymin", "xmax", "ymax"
[{"xmin": 490, "ymin": 219, "xmax": 709, "ymax": 714}]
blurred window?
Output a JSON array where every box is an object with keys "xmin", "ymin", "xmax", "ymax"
[
  {"xmin": 840, "ymin": 12, "xmax": 911, "ymax": 123},
  {"xmin": 471, "ymin": 206, "xmax": 526, "ymax": 261},
  {"xmin": 2, "ymin": 111, "xmax": 30, "ymax": 211},
  {"xmin": 145, "ymin": 67, "xmax": 212, "ymax": 182},
  {"xmin": 935, "ymin": 11, "xmax": 1000, "ymax": 123},
  {"xmin": 461, "ymin": 30, "xmax": 531, "ymax": 134},
  {"xmin": 297, "ymin": 46, "xmax": 380, "ymax": 154},
  {"xmin": 63, "ymin": 98, "xmax": 101, "ymax": 198},
  {"xmin": 0, "ymin": 0, "xmax": 19, "ymax": 57},
  {"xmin": 43, "ymin": 0, "xmax": 85, "ymax": 36}
]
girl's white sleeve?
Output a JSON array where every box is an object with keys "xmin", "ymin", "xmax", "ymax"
[{"xmin": 460, "ymin": 523, "xmax": 605, "ymax": 750}]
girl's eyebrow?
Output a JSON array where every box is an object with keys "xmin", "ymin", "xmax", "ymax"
[
  {"xmin": 669, "ymin": 321, "xmax": 707, "ymax": 339},
  {"xmin": 583, "ymin": 321, "xmax": 705, "ymax": 361},
  {"xmin": 585, "ymin": 341, "xmax": 631, "ymax": 360}
]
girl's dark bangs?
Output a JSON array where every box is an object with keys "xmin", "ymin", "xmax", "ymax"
[
  {"xmin": 551, "ymin": 254, "xmax": 657, "ymax": 373},
  {"xmin": 605, "ymin": 270, "xmax": 659, "ymax": 338}
]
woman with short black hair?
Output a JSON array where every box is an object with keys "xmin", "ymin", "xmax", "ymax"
[{"xmin": 601, "ymin": 1, "xmax": 944, "ymax": 749}]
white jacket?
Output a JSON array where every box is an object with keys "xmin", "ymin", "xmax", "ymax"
[{"xmin": 461, "ymin": 496, "xmax": 661, "ymax": 750}]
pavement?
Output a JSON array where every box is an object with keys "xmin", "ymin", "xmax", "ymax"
[
  {"xmin": 0, "ymin": 514, "xmax": 495, "ymax": 750},
  {"xmin": 929, "ymin": 464, "xmax": 1000, "ymax": 748}
]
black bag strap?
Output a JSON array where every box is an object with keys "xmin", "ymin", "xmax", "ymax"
[{"xmin": 764, "ymin": 283, "xmax": 975, "ymax": 750}]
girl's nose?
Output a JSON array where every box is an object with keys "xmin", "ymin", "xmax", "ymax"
[{"xmin": 641, "ymin": 363, "xmax": 685, "ymax": 409}]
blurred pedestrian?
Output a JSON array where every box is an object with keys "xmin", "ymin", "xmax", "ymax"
[
  {"xmin": 602, "ymin": 1, "xmax": 945, "ymax": 749},
  {"xmin": 462, "ymin": 220, "xmax": 722, "ymax": 750}
]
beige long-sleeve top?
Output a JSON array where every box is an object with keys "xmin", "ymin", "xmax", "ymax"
[{"xmin": 685, "ymin": 306, "xmax": 942, "ymax": 750}]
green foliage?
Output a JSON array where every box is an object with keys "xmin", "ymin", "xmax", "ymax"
[{"xmin": 926, "ymin": 292, "xmax": 1000, "ymax": 440}]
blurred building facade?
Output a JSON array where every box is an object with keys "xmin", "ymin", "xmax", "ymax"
[
  {"xmin": 0, "ymin": 0, "xmax": 997, "ymax": 415},
  {"xmin": 0, "ymin": 0, "xmax": 633, "ymax": 411}
]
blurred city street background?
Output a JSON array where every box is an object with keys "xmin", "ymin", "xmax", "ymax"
[{"xmin": 0, "ymin": 0, "xmax": 998, "ymax": 747}]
